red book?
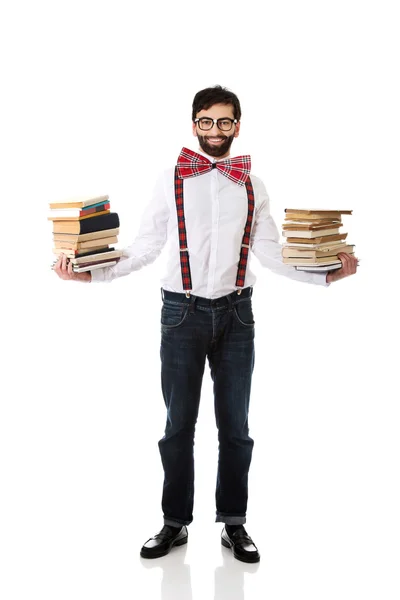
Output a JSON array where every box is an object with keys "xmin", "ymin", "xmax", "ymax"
[{"xmin": 80, "ymin": 203, "xmax": 110, "ymax": 216}]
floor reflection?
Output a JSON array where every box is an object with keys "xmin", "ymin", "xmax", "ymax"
[
  {"xmin": 140, "ymin": 544, "xmax": 192, "ymax": 600},
  {"xmin": 214, "ymin": 544, "xmax": 260, "ymax": 600},
  {"xmin": 139, "ymin": 536, "xmax": 260, "ymax": 600}
]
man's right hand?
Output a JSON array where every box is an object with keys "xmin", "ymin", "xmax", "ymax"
[{"xmin": 53, "ymin": 253, "xmax": 91, "ymax": 282}]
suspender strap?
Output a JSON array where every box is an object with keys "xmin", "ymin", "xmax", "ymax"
[
  {"xmin": 235, "ymin": 177, "xmax": 255, "ymax": 290},
  {"xmin": 174, "ymin": 167, "xmax": 193, "ymax": 294},
  {"xmin": 174, "ymin": 169, "xmax": 255, "ymax": 295}
]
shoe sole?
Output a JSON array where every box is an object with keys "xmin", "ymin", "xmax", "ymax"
[
  {"xmin": 140, "ymin": 535, "xmax": 188, "ymax": 559},
  {"xmin": 221, "ymin": 537, "xmax": 260, "ymax": 563}
]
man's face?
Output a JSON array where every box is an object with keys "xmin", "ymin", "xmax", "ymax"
[{"xmin": 192, "ymin": 102, "xmax": 240, "ymax": 159}]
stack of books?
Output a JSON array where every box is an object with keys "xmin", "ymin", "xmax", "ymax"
[
  {"xmin": 49, "ymin": 194, "xmax": 122, "ymax": 272},
  {"xmin": 281, "ymin": 208, "xmax": 355, "ymax": 272}
]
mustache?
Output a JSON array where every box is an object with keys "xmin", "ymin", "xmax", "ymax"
[{"xmin": 197, "ymin": 132, "xmax": 235, "ymax": 157}]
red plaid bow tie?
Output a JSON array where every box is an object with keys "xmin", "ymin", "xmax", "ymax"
[{"xmin": 176, "ymin": 147, "xmax": 251, "ymax": 186}]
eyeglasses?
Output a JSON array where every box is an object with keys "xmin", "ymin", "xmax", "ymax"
[{"xmin": 194, "ymin": 117, "xmax": 238, "ymax": 131}]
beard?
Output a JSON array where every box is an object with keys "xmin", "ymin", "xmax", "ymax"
[{"xmin": 197, "ymin": 133, "xmax": 235, "ymax": 158}]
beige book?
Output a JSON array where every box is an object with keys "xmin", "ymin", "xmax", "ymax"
[
  {"xmin": 73, "ymin": 260, "xmax": 118, "ymax": 273},
  {"xmin": 285, "ymin": 214, "xmax": 342, "ymax": 220},
  {"xmin": 52, "ymin": 228, "xmax": 120, "ymax": 242},
  {"xmin": 282, "ymin": 221, "xmax": 342, "ymax": 230},
  {"xmin": 283, "ymin": 241, "xmax": 348, "ymax": 250},
  {"xmin": 49, "ymin": 195, "xmax": 109, "ymax": 209},
  {"xmin": 283, "ymin": 228, "xmax": 341, "ymax": 239},
  {"xmin": 70, "ymin": 249, "xmax": 123, "ymax": 265},
  {"xmin": 285, "ymin": 208, "xmax": 352, "ymax": 216},
  {"xmin": 284, "ymin": 218, "xmax": 342, "ymax": 224},
  {"xmin": 53, "ymin": 236, "xmax": 118, "ymax": 250},
  {"xmin": 283, "ymin": 255, "xmax": 353, "ymax": 265},
  {"xmin": 52, "ymin": 245, "xmax": 109, "ymax": 257},
  {"xmin": 284, "ymin": 233, "xmax": 347, "ymax": 244},
  {"xmin": 48, "ymin": 210, "xmax": 110, "ymax": 221},
  {"xmin": 282, "ymin": 244, "xmax": 355, "ymax": 258}
]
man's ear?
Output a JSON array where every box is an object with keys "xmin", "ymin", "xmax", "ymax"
[
  {"xmin": 234, "ymin": 121, "xmax": 241, "ymax": 138},
  {"xmin": 192, "ymin": 122, "xmax": 197, "ymax": 137}
]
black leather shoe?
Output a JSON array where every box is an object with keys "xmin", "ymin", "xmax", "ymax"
[
  {"xmin": 140, "ymin": 525, "xmax": 188, "ymax": 559},
  {"xmin": 221, "ymin": 526, "xmax": 260, "ymax": 563}
]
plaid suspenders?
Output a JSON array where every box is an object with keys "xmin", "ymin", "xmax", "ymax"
[
  {"xmin": 174, "ymin": 166, "xmax": 255, "ymax": 297},
  {"xmin": 236, "ymin": 177, "xmax": 255, "ymax": 289},
  {"xmin": 174, "ymin": 167, "xmax": 193, "ymax": 296}
]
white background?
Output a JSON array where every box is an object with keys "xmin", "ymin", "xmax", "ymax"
[{"xmin": 1, "ymin": 1, "xmax": 399, "ymax": 599}]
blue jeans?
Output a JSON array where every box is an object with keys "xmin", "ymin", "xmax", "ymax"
[{"xmin": 158, "ymin": 286, "xmax": 255, "ymax": 527}]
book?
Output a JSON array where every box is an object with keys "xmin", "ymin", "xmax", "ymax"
[
  {"xmin": 281, "ymin": 207, "xmax": 356, "ymax": 273},
  {"xmin": 48, "ymin": 209, "xmax": 110, "ymax": 221},
  {"xmin": 283, "ymin": 256, "xmax": 347, "ymax": 265},
  {"xmin": 284, "ymin": 233, "xmax": 347, "ymax": 244},
  {"xmin": 295, "ymin": 263, "xmax": 343, "ymax": 272},
  {"xmin": 52, "ymin": 245, "xmax": 109, "ymax": 257},
  {"xmin": 49, "ymin": 193, "xmax": 122, "ymax": 275},
  {"xmin": 48, "ymin": 203, "xmax": 110, "ymax": 219},
  {"xmin": 282, "ymin": 244, "xmax": 355, "ymax": 258},
  {"xmin": 284, "ymin": 218, "xmax": 342, "ymax": 225},
  {"xmin": 72, "ymin": 257, "xmax": 121, "ymax": 269},
  {"xmin": 52, "ymin": 212, "xmax": 120, "ymax": 234},
  {"xmin": 282, "ymin": 228, "xmax": 341, "ymax": 238},
  {"xmin": 51, "ymin": 247, "xmax": 114, "ymax": 260},
  {"xmin": 53, "ymin": 235, "xmax": 118, "ymax": 250},
  {"xmin": 72, "ymin": 247, "xmax": 115, "ymax": 258},
  {"xmin": 285, "ymin": 209, "xmax": 352, "ymax": 217},
  {"xmin": 283, "ymin": 239, "xmax": 348, "ymax": 249},
  {"xmin": 49, "ymin": 194, "xmax": 109, "ymax": 209},
  {"xmin": 70, "ymin": 249, "xmax": 123, "ymax": 265},
  {"xmin": 52, "ymin": 228, "xmax": 120, "ymax": 242},
  {"xmin": 73, "ymin": 260, "xmax": 118, "ymax": 273},
  {"xmin": 282, "ymin": 221, "xmax": 342, "ymax": 230}
]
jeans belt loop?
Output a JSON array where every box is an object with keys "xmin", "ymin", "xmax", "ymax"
[
  {"xmin": 189, "ymin": 294, "xmax": 196, "ymax": 314},
  {"xmin": 227, "ymin": 293, "xmax": 233, "ymax": 313}
]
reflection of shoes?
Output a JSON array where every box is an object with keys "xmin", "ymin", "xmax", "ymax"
[
  {"xmin": 140, "ymin": 525, "xmax": 188, "ymax": 559},
  {"xmin": 221, "ymin": 526, "xmax": 260, "ymax": 563}
]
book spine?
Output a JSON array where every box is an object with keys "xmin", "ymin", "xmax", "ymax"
[
  {"xmin": 80, "ymin": 203, "xmax": 110, "ymax": 216},
  {"xmin": 78, "ymin": 213, "xmax": 120, "ymax": 234},
  {"xmin": 72, "ymin": 257, "xmax": 121, "ymax": 268}
]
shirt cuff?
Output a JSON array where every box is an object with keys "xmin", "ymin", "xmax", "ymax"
[
  {"xmin": 311, "ymin": 272, "xmax": 331, "ymax": 287},
  {"xmin": 89, "ymin": 268, "xmax": 107, "ymax": 283}
]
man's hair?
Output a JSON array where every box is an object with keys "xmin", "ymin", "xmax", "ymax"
[{"xmin": 192, "ymin": 85, "xmax": 242, "ymax": 122}]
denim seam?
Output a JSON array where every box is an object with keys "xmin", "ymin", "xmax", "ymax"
[
  {"xmin": 232, "ymin": 310, "xmax": 255, "ymax": 327},
  {"xmin": 161, "ymin": 305, "xmax": 190, "ymax": 328}
]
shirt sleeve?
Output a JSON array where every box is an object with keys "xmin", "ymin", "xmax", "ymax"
[
  {"xmin": 90, "ymin": 172, "xmax": 169, "ymax": 283},
  {"xmin": 250, "ymin": 179, "xmax": 330, "ymax": 287}
]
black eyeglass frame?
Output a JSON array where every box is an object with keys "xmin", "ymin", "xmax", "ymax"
[{"xmin": 194, "ymin": 117, "xmax": 238, "ymax": 131}]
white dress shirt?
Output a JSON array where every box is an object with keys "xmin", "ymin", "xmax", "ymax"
[{"xmin": 91, "ymin": 149, "xmax": 330, "ymax": 297}]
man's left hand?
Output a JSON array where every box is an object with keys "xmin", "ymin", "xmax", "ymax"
[{"xmin": 326, "ymin": 252, "xmax": 359, "ymax": 283}]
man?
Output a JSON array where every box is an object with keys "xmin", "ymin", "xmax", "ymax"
[{"xmin": 54, "ymin": 85, "xmax": 358, "ymax": 563}]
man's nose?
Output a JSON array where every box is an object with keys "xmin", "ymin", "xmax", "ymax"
[{"xmin": 209, "ymin": 122, "xmax": 221, "ymax": 134}]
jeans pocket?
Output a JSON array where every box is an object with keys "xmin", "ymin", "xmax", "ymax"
[
  {"xmin": 233, "ymin": 299, "xmax": 255, "ymax": 327},
  {"xmin": 161, "ymin": 301, "xmax": 190, "ymax": 329}
]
